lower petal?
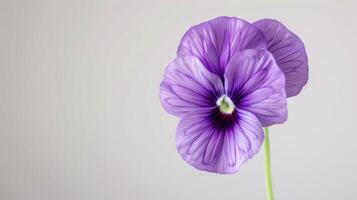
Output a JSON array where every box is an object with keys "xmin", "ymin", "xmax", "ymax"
[{"xmin": 176, "ymin": 109, "xmax": 264, "ymax": 174}]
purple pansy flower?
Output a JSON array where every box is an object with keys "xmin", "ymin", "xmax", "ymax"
[{"xmin": 160, "ymin": 16, "xmax": 308, "ymax": 173}]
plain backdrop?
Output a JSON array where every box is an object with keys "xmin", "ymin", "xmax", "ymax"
[{"xmin": 1, "ymin": 0, "xmax": 357, "ymax": 199}]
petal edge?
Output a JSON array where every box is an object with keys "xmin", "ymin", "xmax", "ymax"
[{"xmin": 254, "ymin": 19, "xmax": 308, "ymax": 97}]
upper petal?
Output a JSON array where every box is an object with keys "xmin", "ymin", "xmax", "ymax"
[
  {"xmin": 177, "ymin": 16, "xmax": 267, "ymax": 78},
  {"xmin": 176, "ymin": 109, "xmax": 264, "ymax": 174},
  {"xmin": 254, "ymin": 19, "xmax": 308, "ymax": 97},
  {"xmin": 224, "ymin": 49, "xmax": 287, "ymax": 127},
  {"xmin": 160, "ymin": 56, "xmax": 224, "ymax": 117}
]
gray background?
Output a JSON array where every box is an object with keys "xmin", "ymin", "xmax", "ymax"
[{"xmin": 1, "ymin": 0, "xmax": 356, "ymax": 199}]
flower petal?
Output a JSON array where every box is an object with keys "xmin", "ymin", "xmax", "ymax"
[
  {"xmin": 160, "ymin": 56, "xmax": 224, "ymax": 117},
  {"xmin": 176, "ymin": 109, "xmax": 264, "ymax": 174},
  {"xmin": 254, "ymin": 19, "xmax": 308, "ymax": 97},
  {"xmin": 224, "ymin": 49, "xmax": 287, "ymax": 127},
  {"xmin": 177, "ymin": 16, "xmax": 267, "ymax": 78}
]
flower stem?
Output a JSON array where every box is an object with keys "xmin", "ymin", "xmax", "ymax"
[{"xmin": 264, "ymin": 127, "xmax": 274, "ymax": 200}]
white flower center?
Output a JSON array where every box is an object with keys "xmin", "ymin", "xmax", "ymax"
[{"xmin": 216, "ymin": 95, "xmax": 235, "ymax": 114}]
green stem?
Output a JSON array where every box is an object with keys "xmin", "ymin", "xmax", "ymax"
[{"xmin": 264, "ymin": 127, "xmax": 274, "ymax": 200}]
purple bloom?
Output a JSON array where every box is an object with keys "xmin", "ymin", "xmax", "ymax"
[{"xmin": 160, "ymin": 16, "xmax": 308, "ymax": 173}]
